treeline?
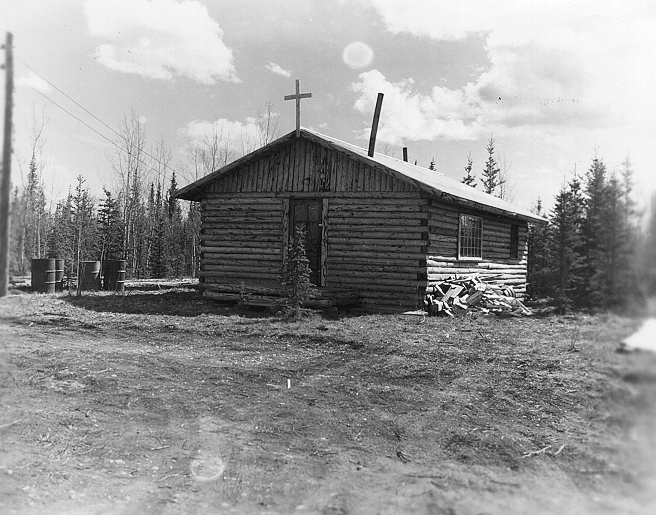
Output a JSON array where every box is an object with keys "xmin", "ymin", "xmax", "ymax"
[
  {"xmin": 9, "ymin": 107, "xmax": 279, "ymax": 284},
  {"xmin": 8, "ymin": 111, "xmax": 207, "ymax": 282},
  {"xmin": 9, "ymin": 166, "xmax": 199, "ymax": 282},
  {"xmin": 527, "ymin": 155, "xmax": 654, "ymax": 312}
]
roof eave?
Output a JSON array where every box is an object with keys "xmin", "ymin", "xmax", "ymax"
[{"xmin": 173, "ymin": 130, "xmax": 298, "ymax": 201}]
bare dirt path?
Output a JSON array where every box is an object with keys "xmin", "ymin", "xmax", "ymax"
[{"xmin": 1, "ymin": 289, "xmax": 655, "ymax": 514}]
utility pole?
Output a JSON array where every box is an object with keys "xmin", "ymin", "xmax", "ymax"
[{"xmin": 0, "ymin": 32, "xmax": 13, "ymax": 298}]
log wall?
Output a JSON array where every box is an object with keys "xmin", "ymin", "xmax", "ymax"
[
  {"xmin": 324, "ymin": 194, "xmax": 427, "ymax": 312},
  {"xmin": 199, "ymin": 197, "xmax": 285, "ymax": 301},
  {"xmin": 195, "ymin": 135, "xmax": 530, "ymax": 310},
  {"xmin": 426, "ymin": 200, "xmax": 529, "ymax": 296}
]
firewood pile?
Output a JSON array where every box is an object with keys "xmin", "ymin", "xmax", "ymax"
[{"xmin": 422, "ymin": 275, "xmax": 532, "ymax": 317}]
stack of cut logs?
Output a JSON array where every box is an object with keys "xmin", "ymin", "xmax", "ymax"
[{"xmin": 423, "ymin": 275, "xmax": 532, "ymax": 317}]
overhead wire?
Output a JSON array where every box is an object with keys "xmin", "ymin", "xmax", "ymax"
[{"xmin": 16, "ymin": 55, "xmax": 181, "ymax": 183}]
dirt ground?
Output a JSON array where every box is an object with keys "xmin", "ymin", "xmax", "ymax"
[{"xmin": 1, "ymin": 285, "xmax": 655, "ymax": 515}]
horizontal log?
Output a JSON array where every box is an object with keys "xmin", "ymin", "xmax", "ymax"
[
  {"xmin": 329, "ymin": 237, "xmax": 425, "ymax": 247},
  {"xmin": 201, "ymin": 215, "xmax": 281, "ymax": 224},
  {"xmin": 428, "ymin": 219, "xmax": 459, "ymax": 231},
  {"xmin": 329, "ymin": 230, "xmax": 429, "ymax": 240},
  {"xmin": 329, "ymin": 224, "xmax": 428, "ymax": 234},
  {"xmin": 203, "ymin": 201, "xmax": 282, "ymax": 211},
  {"xmin": 203, "ymin": 282, "xmax": 282, "ymax": 294},
  {"xmin": 327, "ymin": 270, "xmax": 423, "ymax": 281},
  {"xmin": 427, "ymin": 268, "xmax": 526, "ymax": 276},
  {"xmin": 201, "ymin": 223, "xmax": 282, "ymax": 231},
  {"xmin": 203, "ymin": 260, "xmax": 281, "ymax": 270},
  {"xmin": 203, "ymin": 272, "xmax": 283, "ymax": 282},
  {"xmin": 329, "ymin": 198, "xmax": 429, "ymax": 207},
  {"xmin": 330, "ymin": 281, "xmax": 428, "ymax": 299},
  {"xmin": 330, "ymin": 217, "xmax": 427, "ymax": 226},
  {"xmin": 327, "ymin": 263, "xmax": 424, "ymax": 274},
  {"xmin": 426, "ymin": 260, "xmax": 527, "ymax": 270},
  {"xmin": 202, "ymin": 264, "xmax": 281, "ymax": 274},
  {"xmin": 330, "ymin": 204, "xmax": 425, "ymax": 213},
  {"xmin": 203, "ymin": 291, "xmax": 282, "ymax": 306},
  {"xmin": 200, "ymin": 246, "xmax": 280, "ymax": 255},
  {"xmin": 330, "ymin": 211, "xmax": 427, "ymax": 220},
  {"xmin": 330, "ymin": 244, "xmax": 426, "ymax": 254},
  {"xmin": 329, "ymin": 250, "xmax": 424, "ymax": 260},
  {"xmin": 202, "ymin": 251, "xmax": 280, "ymax": 260},
  {"xmin": 204, "ymin": 191, "xmax": 423, "ymax": 200},
  {"xmin": 200, "ymin": 237, "xmax": 282, "ymax": 246},
  {"xmin": 328, "ymin": 275, "xmax": 424, "ymax": 286}
]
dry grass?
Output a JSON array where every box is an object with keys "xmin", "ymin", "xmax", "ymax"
[{"xmin": 0, "ymin": 287, "xmax": 655, "ymax": 514}]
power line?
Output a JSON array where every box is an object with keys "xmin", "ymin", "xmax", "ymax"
[
  {"xmin": 17, "ymin": 55, "xmax": 180, "ymax": 183},
  {"xmin": 25, "ymin": 84, "xmax": 171, "ymax": 182}
]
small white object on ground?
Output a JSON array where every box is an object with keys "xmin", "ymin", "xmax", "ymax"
[{"xmin": 622, "ymin": 318, "xmax": 656, "ymax": 352}]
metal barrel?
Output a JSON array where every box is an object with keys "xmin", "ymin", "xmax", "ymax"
[
  {"xmin": 31, "ymin": 258, "xmax": 56, "ymax": 294},
  {"xmin": 80, "ymin": 260, "xmax": 101, "ymax": 291},
  {"xmin": 54, "ymin": 259, "xmax": 65, "ymax": 292},
  {"xmin": 103, "ymin": 259, "xmax": 126, "ymax": 293}
]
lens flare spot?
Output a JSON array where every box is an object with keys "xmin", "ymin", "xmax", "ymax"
[{"xmin": 342, "ymin": 41, "xmax": 374, "ymax": 69}]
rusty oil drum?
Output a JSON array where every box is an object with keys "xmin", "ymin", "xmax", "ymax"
[
  {"xmin": 103, "ymin": 259, "xmax": 126, "ymax": 293},
  {"xmin": 80, "ymin": 260, "xmax": 101, "ymax": 291},
  {"xmin": 31, "ymin": 258, "xmax": 56, "ymax": 294}
]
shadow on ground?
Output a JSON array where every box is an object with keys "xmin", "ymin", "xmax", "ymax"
[{"xmin": 60, "ymin": 287, "xmax": 236, "ymax": 317}]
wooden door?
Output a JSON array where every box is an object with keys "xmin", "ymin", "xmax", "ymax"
[{"xmin": 290, "ymin": 199, "xmax": 322, "ymax": 285}]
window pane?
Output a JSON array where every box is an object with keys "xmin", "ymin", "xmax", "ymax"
[{"xmin": 459, "ymin": 215, "xmax": 482, "ymax": 258}]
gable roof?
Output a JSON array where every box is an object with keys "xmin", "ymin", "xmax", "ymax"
[{"xmin": 174, "ymin": 128, "xmax": 545, "ymax": 223}]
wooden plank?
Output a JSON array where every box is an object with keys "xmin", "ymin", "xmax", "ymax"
[
  {"xmin": 299, "ymin": 136, "xmax": 308, "ymax": 192},
  {"xmin": 282, "ymin": 198, "xmax": 290, "ymax": 265},
  {"xmin": 329, "ymin": 237, "xmax": 424, "ymax": 247},
  {"xmin": 328, "ymin": 149, "xmax": 338, "ymax": 192},
  {"xmin": 321, "ymin": 198, "xmax": 328, "ymax": 287}
]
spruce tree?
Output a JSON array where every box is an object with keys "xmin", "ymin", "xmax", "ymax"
[
  {"xmin": 480, "ymin": 136, "xmax": 500, "ymax": 194},
  {"xmin": 643, "ymin": 192, "xmax": 656, "ymax": 296},
  {"xmin": 527, "ymin": 198, "xmax": 551, "ymax": 298},
  {"xmin": 581, "ymin": 157, "xmax": 608, "ymax": 306},
  {"xmin": 461, "ymin": 152, "xmax": 476, "ymax": 187},
  {"xmin": 549, "ymin": 184, "xmax": 584, "ymax": 313},
  {"xmin": 98, "ymin": 189, "xmax": 123, "ymax": 261},
  {"xmin": 281, "ymin": 227, "xmax": 313, "ymax": 314}
]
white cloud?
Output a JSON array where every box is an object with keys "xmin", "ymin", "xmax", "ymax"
[
  {"xmin": 84, "ymin": 0, "xmax": 239, "ymax": 84},
  {"xmin": 16, "ymin": 72, "xmax": 52, "ymax": 93},
  {"xmin": 265, "ymin": 62, "xmax": 291, "ymax": 78},
  {"xmin": 351, "ymin": 70, "xmax": 483, "ymax": 144},
  {"xmin": 355, "ymin": 0, "xmax": 656, "ymax": 144},
  {"xmin": 179, "ymin": 113, "xmax": 280, "ymax": 162}
]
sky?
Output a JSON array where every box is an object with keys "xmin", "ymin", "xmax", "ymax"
[{"xmin": 2, "ymin": 0, "xmax": 655, "ymax": 214}]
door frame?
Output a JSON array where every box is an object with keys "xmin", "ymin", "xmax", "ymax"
[{"xmin": 282, "ymin": 198, "xmax": 328, "ymax": 287}]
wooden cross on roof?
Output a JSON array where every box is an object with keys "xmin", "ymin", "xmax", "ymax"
[{"xmin": 284, "ymin": 79, "xmax": 312, "ymax": 137}]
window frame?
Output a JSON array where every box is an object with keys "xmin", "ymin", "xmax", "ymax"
[{"xmin": 458, "ymin": 214, "xmax": 483, "ymax": 260}]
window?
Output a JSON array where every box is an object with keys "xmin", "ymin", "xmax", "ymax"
[
  {"xmin": 510, "ymin": 225, "xmax": 519, "ymax": 259},
  {"xmin": 459, "ymin": 215, "xmax": 482, "ymax": 259}
]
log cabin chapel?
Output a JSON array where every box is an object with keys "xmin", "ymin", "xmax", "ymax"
[{"xmin": 174, "ymin": 125, "xmax": 544, "ymax": 313}]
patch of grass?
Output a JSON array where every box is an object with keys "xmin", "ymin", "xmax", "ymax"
[{"xmin": 1, "ymin": 290, "xmax": 655, "ymax": 514}]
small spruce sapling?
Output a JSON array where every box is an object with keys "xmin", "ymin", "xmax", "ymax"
[{"xmin": 281, "ymin": 227, "xmax": 313, "ymax": 317}]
